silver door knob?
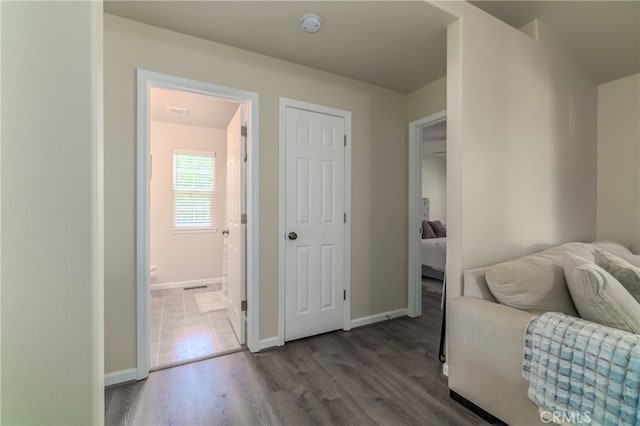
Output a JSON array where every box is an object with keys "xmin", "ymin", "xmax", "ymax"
[
  {"xmin": 288, "ymin": 232, "xmax": 298, "ymax": 240},
  {"xmin": 221, "ymin": 229, "xmax": 229, "ymax": 235}
]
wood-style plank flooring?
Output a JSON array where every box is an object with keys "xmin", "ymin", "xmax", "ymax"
[{"xmin": 105, "ymin": 280, "xmax": 490, "ymax": 426}]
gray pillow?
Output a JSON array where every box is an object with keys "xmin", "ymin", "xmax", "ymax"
[
  {"xmin": 594, "ymin": 249, "xmax": 640, "ymax": 303},
  {"xmin": 592, "ymin": 241, "xmax": 640, "ymax": 266},
  {"xmin": 428, "ymin": 220, "xmax": 446, "ymax": 238},
  {"xmin": 563, "ymin": 253, "xmax": 640, "ymax": 334},
  {"xmin": 421, "ymin": 221, "xmax": 437, "ymax": 239}
]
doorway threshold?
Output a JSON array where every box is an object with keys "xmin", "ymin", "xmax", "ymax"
[{"xmin": 150, "ymin": 346, "xmax": 245, "ymax": 373}]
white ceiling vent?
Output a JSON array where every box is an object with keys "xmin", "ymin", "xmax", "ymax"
[
  {"xmin": 301, "ymin": 13, "xmax": 321, "ymax": 34},
  {"xmin": 166, "ymin": 106, "xmax": 189, "ymax": 115}
]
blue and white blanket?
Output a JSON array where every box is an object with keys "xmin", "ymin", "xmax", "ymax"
[{"xmin": 523, "ymin": 312, "xmax": 640, "ymax": 426}]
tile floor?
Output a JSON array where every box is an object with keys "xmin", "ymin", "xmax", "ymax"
[{"xmin": 150, "ymin": 285, "xmax": 242, "ymax": 369}]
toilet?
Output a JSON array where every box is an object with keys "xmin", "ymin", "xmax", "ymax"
[{"xmin": 150, "ymin": 264, "xmax": 158, "ymax": 283}]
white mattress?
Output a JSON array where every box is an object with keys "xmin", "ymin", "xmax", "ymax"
[{"xmin": 421, "ymin": 237, "xmax": 446, "ymax": 271}]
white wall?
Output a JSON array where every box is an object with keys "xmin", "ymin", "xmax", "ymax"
[
  {"xmin": 150, "ymin": 121, "xmax": 227, "ymax": 283},
  {"xmin": 421, "ymin": 151, "xmax": 447, "ymax": 222},
  {"xmin": 407, "ymin": 76, "xmax": 446, "ymax": 122},
  {"xmin": 1, "ymin": 2, "xmax": 103, "ymax": 424},
  {"xmin": 433, "ymin": 2, "xmax": 598, "ymax": 300},
  {"xmin": 0, "ymin": 1, "xmax": 3, "ymax": 419},
  {"xmin": 596, "ymin": 73, "xmax": 640, "ymax": 248}
]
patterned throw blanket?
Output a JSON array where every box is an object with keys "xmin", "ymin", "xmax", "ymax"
[{"xmin": 523, "ymin": 312, "xmax": 640, "ymax": 426}]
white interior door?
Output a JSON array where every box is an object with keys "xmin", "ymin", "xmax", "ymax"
[
  {"xmin": 285, "ymin": 106, "xmax": 345, "ymax": 341},
  {"xmin": 225, "ymin": 105, "xmax": 246, "ymax": 344}
]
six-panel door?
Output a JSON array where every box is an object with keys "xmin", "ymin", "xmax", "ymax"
[{"xmin": 285, "ymin": 107, "xmax": 345, "ymax": 341}]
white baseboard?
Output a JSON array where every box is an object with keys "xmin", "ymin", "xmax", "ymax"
[
  {"xmin": 105, "ymin": 368, "xmax": 137, "ymax": 387},
  {"xmin": 257, "ymin": 336, "xmax": 283, "ymax": 351},
  {"xmin": 350, "ymin": 308, "xmax": 408, "ymax": 329},
  {"xmin": 258, "ymin": 309, "xmax": 407, "ymax": 351},
  {"xmin": 150, "ymin": 276, "xmax": 225, "ymax": 291},
  {"xmin": 442, "ymin": 363, "xmax": 449, "ymax": 377}
]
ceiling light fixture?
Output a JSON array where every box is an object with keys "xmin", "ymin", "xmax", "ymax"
[
  {"xmin": 166, "ymin": 106, "xmax": 188, "ymax": 115},
  {"xmin": 301, "ymin": 13, "xmax": 321, "ymax": 34}
]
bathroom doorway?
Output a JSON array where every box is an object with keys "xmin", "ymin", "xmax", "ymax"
[
  {"xmin": 148, "ymin": 87, "xmax": 244, "ymax": 369},
  {"xmin": 137, "ymin": 70, "xmax": 260, "ymax": 377}
]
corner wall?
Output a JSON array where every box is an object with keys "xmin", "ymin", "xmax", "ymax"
[
  {"xmin": 434, "ymin": 1, "xmax": 598, "ymax": 299},
  {"xmin": 1, "ymin": 2, "xmax": 103, "ymax": 424},
  {"xmin": 596, "ymin": 73, "xmax": 640, "ymax": 248}
]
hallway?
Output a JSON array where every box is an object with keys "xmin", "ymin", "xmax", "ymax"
[{"xmin": 105, "ymin": 281, "xmax": 488, "ymax": 425}]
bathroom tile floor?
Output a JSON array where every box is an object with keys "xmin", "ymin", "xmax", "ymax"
[{"xmin": 150, "ymin": 286, "xmax": 242, "ymax": 369}]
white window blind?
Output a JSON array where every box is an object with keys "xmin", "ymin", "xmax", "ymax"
[{"xmin": 173, "ymin": 150, "xmax": 215, "ymax": 229}]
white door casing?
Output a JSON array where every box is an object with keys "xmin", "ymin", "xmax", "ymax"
[
  {"xmin": 226, "ymin": 105, "xmax": 246, "ymax": 344},
  {"xmin": 284, "ymin": 106, "xmax": 346, "ymax": 341},
  {"xmin": 136, "ymin": 70, "xmax": 260, "ymax": 384}
]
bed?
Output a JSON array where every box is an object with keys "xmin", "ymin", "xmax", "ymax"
[{"xmin": 421, "ymin": 198, "xmax": 446, "ymax": 280}]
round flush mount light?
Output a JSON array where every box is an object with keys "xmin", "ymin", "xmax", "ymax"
[{"xmin": 301, "ymin": 13, "xmax": 321, "ymax": 33}]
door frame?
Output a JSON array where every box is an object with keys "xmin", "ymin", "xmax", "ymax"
[
  {"xmin": 136, "ymin": 69, "xmax": 260, "ymax": 380},
  {"xmin": 277, "ymin": 97, "xmax": 352, "ymax": 346},
  {"xmin": 407, "ymin": 110, "xmax": 447, "ymax": 318}
]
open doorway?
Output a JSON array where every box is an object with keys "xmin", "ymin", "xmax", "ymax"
[
  {"xmin": 148, "ymin": 87, "xmax": 244, "ymax": 369},
  {"xmin": 419, "ymin": 119, "xmax": 447, "ymax": 303},
  {"xmin": 137, "ymin": 70, "xmax": 259, "ymax": 378},
  {"xmin": 408, "ymin": 111, "xmax": 446, "ymax": 317}
]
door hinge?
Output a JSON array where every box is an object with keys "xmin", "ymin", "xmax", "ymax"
[
  {"xmin": 241, "ymin": 213, "xmax": 247, "ymax": 224},
  {"xmin": 343, "ymin": 290, "xmax": 346, "ymax": 300},
  {"xmin": 241, "ymin": 300, "xmax": 247, "ymax": 311},
  {"xmin": 344, "ymin": 212, "xmax": 347, "ymax": 223},
  {"xmin": 344, "ymin": 134, "xmax": 347, "ymax": 146},
  {"xmin": 242, "ymin": 127, "xmax": 248, "ymax": 162}
]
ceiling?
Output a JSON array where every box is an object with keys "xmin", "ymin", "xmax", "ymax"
[
  {"xmin": 470, "ymin": 1, "xmax": 640, "ymax": 83},
  {"xmin": 151, "ymin": 88, "xmax": 240, "ymax": 129},
  {"xmin": 104, "ymin": 1, "xmax": 454, "ymax": 93},
  {"xmin": 105, "ymin": 1, "xmax": 639, "ymax": 93}
]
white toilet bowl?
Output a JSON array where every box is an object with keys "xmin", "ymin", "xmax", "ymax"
[{"xmin": 150, "ymin": 264, "xmax": 158, "ymax": 283}]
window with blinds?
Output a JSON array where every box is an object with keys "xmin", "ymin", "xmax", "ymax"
[{"xmin": 173, "ymin": 150, "xmax": 215, "ymax": 229}]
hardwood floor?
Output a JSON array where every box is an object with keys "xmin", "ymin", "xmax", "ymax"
[{"xmin": 105, "ymin": 280, "xmax": 490, "ymax": 425}]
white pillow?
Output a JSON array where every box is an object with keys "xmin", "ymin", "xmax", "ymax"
[
  {"xmin": 564, "ymin": 253, "xmax": 640, "ymax": 334},
  {"xmin": 485, "ymin": 250, "xmax": 578, "ymax": 316}
]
